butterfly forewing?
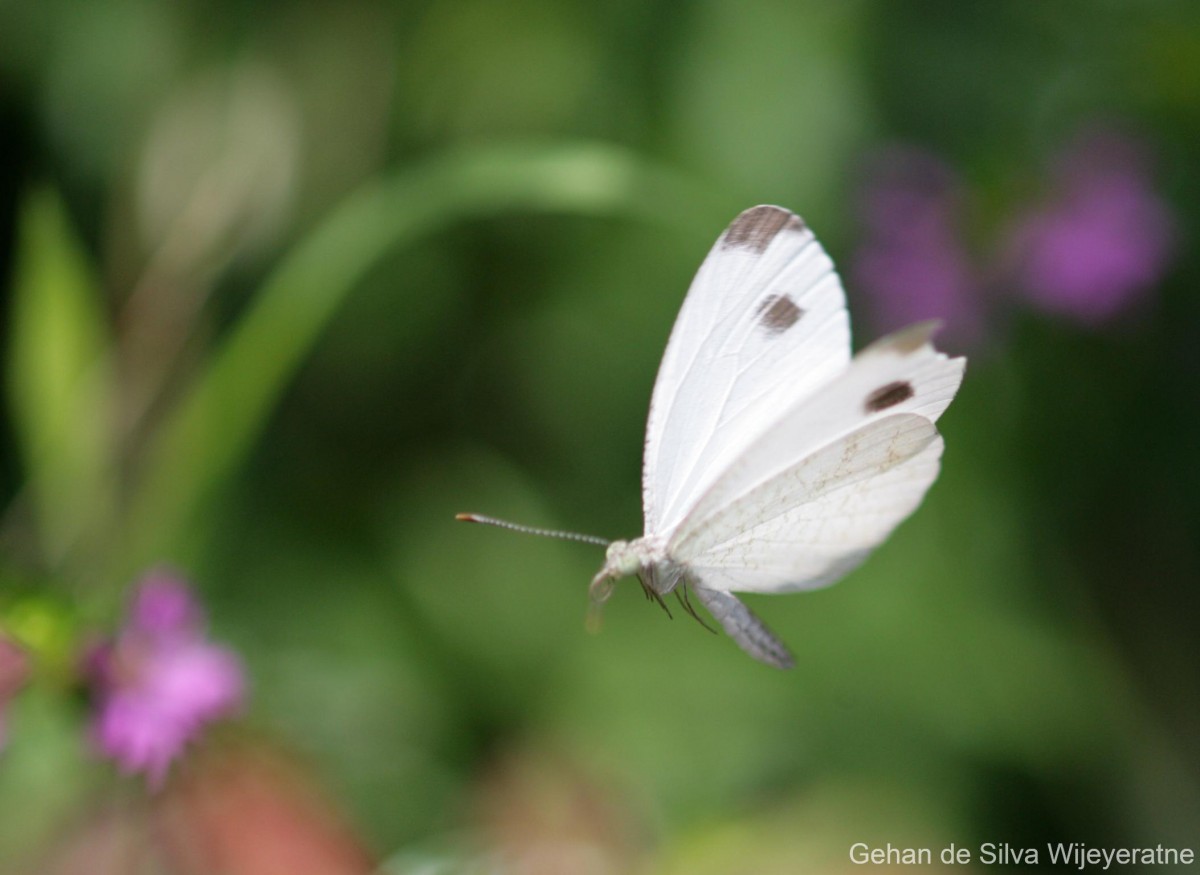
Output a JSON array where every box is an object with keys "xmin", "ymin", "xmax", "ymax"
[{"xmin": 642, "ymin": 206, "xmax": 852, "ymax": 536}]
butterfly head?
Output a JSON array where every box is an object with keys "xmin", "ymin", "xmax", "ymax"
[
  {"xmin": 588, "ymin": 538, "xmax": 669, "ymax": 604},
  {"xmin": 586, "ymin": 540, "xmax": 632, "ymax": 604}
]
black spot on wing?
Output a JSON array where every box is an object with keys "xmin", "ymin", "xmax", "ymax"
[
  {"xmin": 754, "ymin": 294, "xmax": 803, "ymax": 334},
  {"xmin": 721, "ymin": 205, "xmax": 805, "ymax": 254},
  {"xmin": 865, "ymin": 381, "xmax": 914, "ymax": 412}
]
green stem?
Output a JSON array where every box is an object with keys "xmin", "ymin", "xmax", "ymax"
[{"xmin": 118, "ymin": 140, "xmax": 719, "ymax": 577}]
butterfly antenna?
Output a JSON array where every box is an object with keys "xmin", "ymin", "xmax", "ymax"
[{"xmin": 455, "ymin": 513, "xmax": 611, "ymax": 547}]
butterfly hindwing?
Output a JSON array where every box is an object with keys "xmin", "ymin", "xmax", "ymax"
[
  {"xmin": 666, "ymin": 324, "xmax": 963, "ymax": 594},
  {"xmin": 670, "ymin": 322, "xmax": 963, "ymax": 544},
  {"xmin": 674, "ymin": 414, "xmax": 944, "ymax": 593},
  {"xmin": 642, "ymin": 206, "xmax": 852, "ymax": 536}
]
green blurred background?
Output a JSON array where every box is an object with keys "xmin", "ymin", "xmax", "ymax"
[{"xmin": 1, "ymin": 1, "xmax": 1199, "ymax": 872}]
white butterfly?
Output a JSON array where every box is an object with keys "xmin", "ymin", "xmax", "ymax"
[{"xmin": 460, "ymin": 206, "xmax": 965, "ymax": 668}]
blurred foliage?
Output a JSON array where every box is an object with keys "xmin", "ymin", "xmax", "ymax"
[
  {"xmin": 8, "ymin": 191, "xmax": 116, "ymax": 580},
  {"xmin": 1, "ymin": 0, "xmax": 1199, "ymax": 872}
]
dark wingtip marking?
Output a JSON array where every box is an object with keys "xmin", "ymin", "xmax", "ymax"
[
  {"xmin": 865, "ymin": 380, "xmax": 914, "ymax": 412},
  {"xmin": 721, "ymin": 205, "xmax": 804, "ymax": 253},
  {"xmin": 755, "ymin": 294, "xmax": 804, "ymax": 334}
]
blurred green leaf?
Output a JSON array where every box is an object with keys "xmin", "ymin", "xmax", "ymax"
[
  {"xmin": 122, "ymin": 140, "xmax": 718, "ymax": 573},
  {"xmin": 0, "ymin": 687, "xmax": 102, "ymax": 863},
  {"xmin": 1, "ymin": 594, "xmax": 79, "ymax": 685},
  {"xmin": 8, "ymin": 189, "xmax": 117, "ymax": 573},
  {"xmin": 670, "ymin": 0, "xmax": 871, "ymax": 224}
]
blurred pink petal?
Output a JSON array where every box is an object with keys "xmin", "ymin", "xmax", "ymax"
[
  {"xmin": 1004, "ymin": 129, "xmax": 1176, "ymax": 325},
  {"xmin": 852, "ymin": 146, "xmax": 985, "ymax": 352},
  {"xmin": 88, "ymin": 572, "xmax": 245, "ymax": 787},
  {"xmin": 130, "ymin": 572, "xmax": 205, "ymax": 639}
]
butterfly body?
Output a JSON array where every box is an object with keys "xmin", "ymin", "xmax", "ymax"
[{"xmin": 592, "ymin": 537, "xmax": 688, "ymax": 606}]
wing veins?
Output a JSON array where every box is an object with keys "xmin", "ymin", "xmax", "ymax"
[
  {"xmin": 717, "ymin": 299, "xmax": 841, "ymax": 425},
  {"xmin": 654, "ymin": 247, "xmax": 833, "ymax": 526},
  {"xmin": 652, "ymin": 236, "xmax": 818, "ymax": 455},
  {"xmin": 673, "ymin": 414, "xmax": 937, "ymax": 556}
]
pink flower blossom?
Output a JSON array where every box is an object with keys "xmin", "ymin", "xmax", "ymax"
[
  {"xmin": 88, "ymin": 572, "xmax": 245, "ymax": 787},
  {"xmin": 1003, "ymin": 129, "xmax": 1175, "ymax": 325},
  {"xmin": 852, "ymin": 146, "xmax": 985, "ymax": 352}
]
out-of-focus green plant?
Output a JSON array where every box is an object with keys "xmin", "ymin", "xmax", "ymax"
[
  {"xmin": 0, "ymin": 138, "xmax": 723, "ymax": 862},
  {"xmin": 120, "ymin": 141, "xmax": 721, "ymax": 578},
  {"xmin": 7, "ymin": 143, "xmax": 723, "ymax": 593},
  {"xmin": 2, "ymin": 0, "xmax": 1199, "ymax": 868},
  {"xmin": 8, "ymin": 191, "xmax": 118, "ymax": 584}
]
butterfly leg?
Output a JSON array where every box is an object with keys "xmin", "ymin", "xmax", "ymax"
[
  {"xmin": 691, "ymin": 587, "xmax": 794, "ymax": 669},
  {"xmin": 675, "ymin": 584, "xmax": 717, "ymax": 634},
  {"xmin": 640, "ymin": 579, "xmax": 673, "ymax": 619},
  {"xmin": 634, "ymin": 566, "xmax": 677, "ymax": 619}
]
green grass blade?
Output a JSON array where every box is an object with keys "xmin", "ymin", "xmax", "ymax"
[
  {"xmin": 122, "ymin": 141, "xmax": 718, "ymax": 572},
  {"xmin": 7, "ymin": 190, "xmax": 117, "ymax": 573}
]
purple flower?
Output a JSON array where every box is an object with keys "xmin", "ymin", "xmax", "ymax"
[
  {"xmin": 88, "ymin": 571, "xmax": 245, "ymax": 787},
  {"xmin": 0, "ymin": 634, "xmax": 30, "ymax": 750},
  {"xmin": 1003, "ymin": 129, "xmax": 1176, "ymax": 325},
  {"xmin": 852, "ymin": 146, "xmax": 985, "ymax": 352}
]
